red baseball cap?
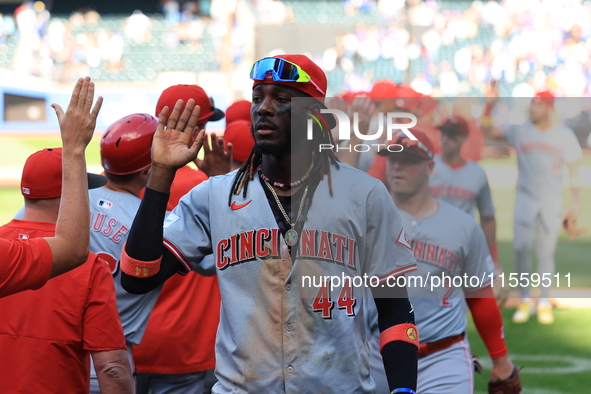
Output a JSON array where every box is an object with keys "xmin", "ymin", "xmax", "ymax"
[
  {"xmin": 339, "ymin": 91, "xmax": 370, "ymax": 98},
  {"xmin": 156, "ymin": 84, "xmax": 225, "ymax": 124},
  {"xmin": 369, "ymin": 80, "xmax": 397, "ymax": 100},
  {"xmin": 225, "ymin": 100, "xmax": 252, "ymax": 125},
  {"xmin": 377, "ymin": 129, "xmax": 435, "ymax": 160},
  {"xmin": 531, "ymin": 91, "xmax": 554, "ymax": 107},
  {"xmin": 223, "ymin": 120, "xmax": 254, "ymax": 163},
  {"xmin": 252, "ymin": 54, "xmax": 328, "ymax": 99},
  {"xmin": 418, "ymin": 94, "xmax": 438, "ymax": 114},
  {"xmin": 392, "ymin": 85, "xmax": 421, "ymax": 110},
  {"xmin": 437, "ymin": 116, "xmax": 469, "ymax": 137},
  {"xmin": 21, "ymin": 148, "xmax": 107, "ymax": 199},
  {"xmin": 251, "ymin": 54, "xmax": 337, "ymax": 129}
]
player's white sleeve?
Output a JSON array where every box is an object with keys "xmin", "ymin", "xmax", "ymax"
[
  {"xmin": 476, "ymin": 169, "xmax": 495, "ymax": 217},
  {"xmin": 562, "ymin": 128, "xmax": 583, "ymax": 164},
  {"xmin": 163, "ymin": 182, "xmax": 212, "ymax": 273},
  {"xmin": 362, "ymin": 182, "xmax": 417, "ymax": 282},
  {"xmin": 463, "ymin": 222, "xmax": 496, "ymax": 291}
]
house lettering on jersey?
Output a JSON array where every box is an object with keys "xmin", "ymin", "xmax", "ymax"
[
  {"xmin": 411, "ymin": 239, "xmax": 459, "ymax": 273},
  {"xmin": 90, "ymin": 211, "xmax": 129, "ymax": 244},
  {"xmin": 216, "ymin": 229, "xmax": 357, "ymax": 271}
]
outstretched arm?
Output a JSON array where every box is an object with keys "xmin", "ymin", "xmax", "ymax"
[
  {"xmin": 465, "ymin": 287, "xmax": 515, "ymax": 381},
  {"xmin": 120, "ymin": 98, "xmax": 205, "ymax": 294},
  {"xmin": 46, "ymin": 77, "xmax": 102, "ymax": 278}
]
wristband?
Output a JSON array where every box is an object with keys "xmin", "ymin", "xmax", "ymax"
[
  {"xmin": 379, "ymin": 323, "xmax": 419, "ymax": 353},
  {"xmin": 391, "ymin": 389, "xmax": 416, "ymax": 394},
  {"xmin": 121, "ymin": 243, "xmax": 162, "ymax": 278}
]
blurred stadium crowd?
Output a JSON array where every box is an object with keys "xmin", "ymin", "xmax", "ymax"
[{"xmin": 1, "ymin": 0, "xmax": 591, "ymax": 99}]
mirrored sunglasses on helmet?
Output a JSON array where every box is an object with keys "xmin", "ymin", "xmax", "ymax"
[{"xmin": 250, "ymin": 57, "xmax": 325, "ymax": 95}]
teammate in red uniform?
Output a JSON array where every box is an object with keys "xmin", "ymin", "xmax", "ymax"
[
  {"xmin": 0, "ymin": 147, "xmax": 133, "ymax": 394},
  {"xmin": 0, "ymin": 77, "xmax": 101, "ymax": 299}
]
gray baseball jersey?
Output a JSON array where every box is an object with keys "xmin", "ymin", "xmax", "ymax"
[
  {"xmin": 429, "ymin": 155, "xmax": 495, "ymax": 217},
  {"xmin": 365, "ymin": 201, "xmax": 495, "ymax": 393},
  {"xmin": 399, "ymin": 201, "xmax": 496, "ymax": 343},
  {"xmin": 163, "ymin": 164, "xmax": 417, "ymax": 394},
  {"xmin": 88, "ymin": 187, "xmax": 164, "ymax": 391},
  {"xmin": 503, "ymin": 122, "xmax": 582, "ymax": 227},
  {"xmin": 88, "ymin": 187, "xmax": 163, "ymax": 345}
]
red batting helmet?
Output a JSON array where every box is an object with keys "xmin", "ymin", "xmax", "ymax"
[{"xmin": 100, "ymin": 113, "xmax": 158, "ymax": 175}]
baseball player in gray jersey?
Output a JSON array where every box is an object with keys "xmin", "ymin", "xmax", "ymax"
[
  {"xmin": 120, "ymin": 54, "xmax": 420, "ymax": 394},
  {"xmin": 88, "ymin": 113, "xmax": 164, "ymax": 393},
  {"xmin": 429, "ymin": 116, "xmax": 501, "ymax": 276},
  {"xmin": 487, "ymin": 91, "xmax": 583, "ymax": 324},
  {"xmin": 367, "ymin": 130, "xmax": 521, "ymax": 394}
]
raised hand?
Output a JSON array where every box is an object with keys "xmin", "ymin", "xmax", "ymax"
[
  {"xmin": 152, "ymin": 98, "xmax": 206, "ymax": 171},
  {"xmin": 195, "ymin": 132, "xmax": 233, "ymax": 177},
  {"xmin": 52, "ymin": 76, "xmax": 103, "ymax": 153},
  {"xmin": 346, "ymin": 96, "xmax": 374, "ymax": 137}
]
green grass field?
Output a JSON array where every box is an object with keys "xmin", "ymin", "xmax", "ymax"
[
  {"xmin": 469, "ymin": 309, "xmax": 591, "ymax": 394},
  {"xmin": 1, "ymin": 134, "xmax": 590, "ymax": 393}
]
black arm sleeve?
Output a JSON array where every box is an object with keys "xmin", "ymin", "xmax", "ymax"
[
  {"xmin": 371, "ymin": 285, "xmax": 418, "ymax": 392},
  {"xmin": 120, "ymin": 187, "xmax": 185, "ymax": 294}
]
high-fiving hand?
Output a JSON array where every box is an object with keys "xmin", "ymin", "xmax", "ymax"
[
  {"xmin": 195, "ymin": 132, "xmax": 233, "ymax": 177},
  {"xmin": 52, "ymin": 76, "xmax": 102, "ymax": 152},
  {"xmin": 152, "ymin": 98, "xmax": 206, "ymax": 170}
]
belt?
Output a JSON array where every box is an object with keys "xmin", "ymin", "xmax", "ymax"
[{"xmin": 418, "ymin": 332, "xmax": 465, "ymax": 358}]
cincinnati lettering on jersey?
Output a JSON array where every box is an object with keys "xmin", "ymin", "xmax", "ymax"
[
  {"xmin": 90, "ymin": 211, "xmax": 129, "ymax": 244},
  {"xmin": 216, "ymin": 229, "xmax": 357, "ymax": 270},
  {"xmin": 411, "ymin": 239, "xmax": 459, "ymax": 273},
  {"xmin": 430, "ymin": 185, "xmax": 476, "ymax": 202},
  {"xmin": 516, "ymin": 142, "xmax": 562, "ymax": 157}
]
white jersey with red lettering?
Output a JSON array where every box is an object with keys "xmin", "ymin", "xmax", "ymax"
[
  {"xmin": 429, "ymin": 155, "xmax": 495, "ymax": 217},
  {"xmin": 162, "ymin": 164, "xmax": 417, "ymax": 394},
  {"xmin": 503, "ymin": 122, "xmax": 582, "ymax": 227}
]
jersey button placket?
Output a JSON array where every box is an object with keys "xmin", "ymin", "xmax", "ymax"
[{"xmin": 283, "ymin": 257, "xmax": 298, "ymax": 393}]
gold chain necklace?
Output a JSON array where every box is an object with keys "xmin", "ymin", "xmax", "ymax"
[{"xmin": 264, "ymin": 180, "xmax": 309, "ymax": 246}]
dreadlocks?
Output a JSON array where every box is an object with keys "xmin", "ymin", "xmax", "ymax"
[{"xmin": 228, "ymin": 112, "xmax": 340, "ymax": 206}]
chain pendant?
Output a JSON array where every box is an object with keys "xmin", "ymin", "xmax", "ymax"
[{"xmin": 285, "ymin": 228, "xmax": 299, "ymax": 246}]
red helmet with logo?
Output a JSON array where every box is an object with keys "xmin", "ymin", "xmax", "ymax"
[{"xmin": 100, "ymin": 113, "xmax": 158, "ymax": 175}]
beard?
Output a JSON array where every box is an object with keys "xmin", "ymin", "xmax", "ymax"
[{"xmin": 253, "ymin": 139, "xmax": 291, "ymax": 156}]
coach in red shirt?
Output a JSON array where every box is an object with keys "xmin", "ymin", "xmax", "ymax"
[
  {"xmin": 0, "ymin": 77, "xmax": 102, "ymax": 299},
  {"xmin": 0, "ymin": 148, "xmax": 133, "ymax": 393}
]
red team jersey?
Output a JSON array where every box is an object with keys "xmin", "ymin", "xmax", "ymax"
[
  {"xmin": 0, "ymin": 220, "xmax": 126, "ymax": 393},
  {"xmin": 0, "ymin": 236, "xmax": 52, "ymax": 298},
  {"xmin": 132, "ymin": 166, "xmax": 221, "ymax": 374}
]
